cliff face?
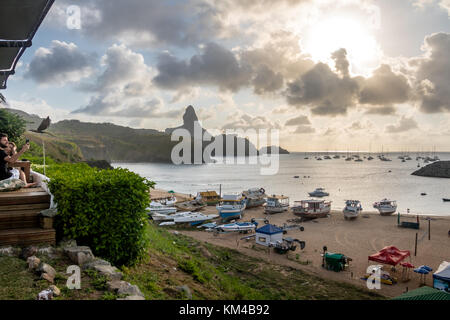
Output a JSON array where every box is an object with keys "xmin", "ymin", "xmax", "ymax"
[
  {"xmin": 259, "ymin": 146, "xmax": 290, "ymax": 154},
  {"xmin": 412, "ymin": 161, "xmax": 450, "ymax": 178}
]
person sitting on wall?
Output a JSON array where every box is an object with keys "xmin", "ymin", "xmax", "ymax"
[
  {"xmin": 4, "ymin": 140, "xmax": 37, "ymax": 187},
  {"xmin": 0, "ymin": 133, "xmax": 36, "ymax": 187}
]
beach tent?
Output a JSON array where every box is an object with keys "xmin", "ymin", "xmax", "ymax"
[
  {"xmin": 433, "ymin": 261, "xmax": 450, "ymax": 292},
  {"xmin": 392, "ymin": 286, "xmax": 450, "ymax": 300},
  {"xmin": 0, "ymin": 0, "xmax": 54, "ymax": 89},
  {"xmin": 255, "ymin": 224, "xmax": 283, "ymax": 247},
  {"xmin": 368, "ymin": 246, "xmax": 410, "ymax": 266}
]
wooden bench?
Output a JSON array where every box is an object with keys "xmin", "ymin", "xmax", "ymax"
[{"xmin": 10, "ymin": 161, "xmax": 31, "ymax": 182}]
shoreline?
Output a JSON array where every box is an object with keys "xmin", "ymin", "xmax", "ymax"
[{"xmin": 152, "ymin": 187, "xmax": 450, "ymax": 298}]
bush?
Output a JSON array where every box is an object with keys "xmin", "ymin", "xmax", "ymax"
[
  {"xmin": 46, "ymin": 163, "xmax": 154, "ymax": 266},
  {"xmin": 0, "ymin": 109, "xmax": 26, "ymax": 142}
]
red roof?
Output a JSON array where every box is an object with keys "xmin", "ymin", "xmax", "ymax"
[{"xmin": 368, "ymin": 246, "xmax": 410, "ymax": 266}]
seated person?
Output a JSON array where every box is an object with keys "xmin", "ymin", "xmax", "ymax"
[{"xmin": 0, "ymin": 133, "xmax": 36, "ymax": 188}]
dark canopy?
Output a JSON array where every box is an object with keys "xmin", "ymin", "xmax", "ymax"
[{"xmin": 0, "ymin": 0, "xmax": 54, "ymax": 89}]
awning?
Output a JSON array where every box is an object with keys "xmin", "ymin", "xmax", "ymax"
[
  {"xmin": 368, "ymin": 246, "xmax": 410, "ymax": 266},
  {"xmin": 0, "ymin": 0, "xmax": 55, "ymax": 89}
]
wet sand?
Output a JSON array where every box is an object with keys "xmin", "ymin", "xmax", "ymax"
[{"xmin": 153, "ymin": 189, "xmax": 450, "ymax": 298}]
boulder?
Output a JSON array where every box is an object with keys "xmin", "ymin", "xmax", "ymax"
[
  {"xmin": 37, "ymin": 263, "xmax": 56, "ymax": 278},
  {"xmin": 117, "ymin": 295, "xmax": 145, "ymax": 300},
  {"xmin": 49, "ymin": 285, "xmax": 60, "ymax": 296},
  {"xmin": 107, "ymin": 280, "xmax": 144, "ymax": 297},
  {"xmin": 41, "ymin": 273, "xmax": 54, "ymax": 284},
  {"xmin": 0, "ymin": 246, "xmax": 19, "ymax": 257},
  {"xmin": 82, "ymin": 258, "xmax": 111, "ymax": 271},
  {"xmin": 27, "ymin": 256, "xmax": 41, "ymax": 271},
  {"xmin": 93, "ymin": 264, "xmax": 123, "ymax": 281},
  {"xmin": 59, "ymin": 239, "xmax": 77, "ymax": 249},
  {"xmin": 20, "ymin": 246, "xmax": 37, "ymax": 259},
  {"xmin": 176, "ymin": 285, "xmax": 192, "ymax": 299},
  {"xmin": 64, "ymin": 246, "xmax": 94, "ymax": 265},
  {"xmin": 37, "ymin": 289, "xmax": 53, "ymax": 300}
]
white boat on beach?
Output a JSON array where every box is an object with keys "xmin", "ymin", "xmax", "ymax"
[
  {"xmin": 291, "ymin": 200, "xmax": 331, "ymax": 219},
  {"xmin": 308, "ymin": 188, "xmax": 329, "ymax": 197},
  {"xmin": 214, "ymin": 221, "xmax": 258, "ymax": 233},
  {"xmin": 264, "ymin": 195, "xmax": 289, "ymax": 214},
  {"xmin": 147, "ymin": 201, "xmax": 177, "ymax": 215},
  {"xmin": 216, "ymin": 194, "xmax": 247, "ymax": 221},
  {"xmin": 373, "ymin": 199, "xmax": 397, "ymax": 216},
  {"xmin": 158, "ymin": 212, "xmax": 218, "ymax": 225},
  {"xmin": 343, "ymin": 200, "xmax": 362, "ymax": 219},
  {"xmin": 242, "ymin": 187, "xmax": 267, "ymax": 208}
]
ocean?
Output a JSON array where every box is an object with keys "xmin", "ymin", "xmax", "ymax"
[{"xmin": 113, "ymin": 152, "xmax": 450, "ymax": 216}]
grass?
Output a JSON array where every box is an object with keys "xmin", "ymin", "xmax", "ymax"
[
  {"xmin": 122, "ymin": 223, "xmax": 386, "ymax": 300},
  {"xmin": 0, "ymin": 249, "xmax": 106, "ymax": 300}
]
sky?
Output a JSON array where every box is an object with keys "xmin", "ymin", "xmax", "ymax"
[{"xmin": 2, "ymin": 0, "xmax": 450, "ymax": 152}]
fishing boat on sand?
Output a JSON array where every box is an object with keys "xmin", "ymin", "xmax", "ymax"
[
  {"xmin": 195, "ymin": 191, "xmax": 221, "ymax": 206},
  {"xmin": 216, "ymin": 194, "xmax": 247, "ymax": 221},
  {"xmin": 343, "ymin": 200, "xmax": 362, "ymax": 219},
  {"xmin": 158, "ymin": 212, "xmax": 218, "ymax": 226},
  {"xmin": 242, "ymin": 187, "xmax": 267, "ymax": 208},
  {"xmin": 292, "ymin": 200, "xmax": 331, "ymax": 219},
  {"xmin": 373, "ymin": 199, "xmax": 397, "ymax": 215},
  {"xmin": 175, "ymin": 199, "xmax": 206, "ymax": 211},
  {"xmin": 264, "ymin": 195, "xmax": 289, "ymax": 214},
  {"xmin": 147, "ymin": 201, "xmax": 177, "ymax": 215}
]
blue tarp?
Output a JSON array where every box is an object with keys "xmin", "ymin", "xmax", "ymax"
[
  {"xmin": 255, "ymin": 224, "xmax": 283, "ymax": 235},
  {"xmin": 433, "ymin": 262, "xmax": 450, "ymax": 281}
]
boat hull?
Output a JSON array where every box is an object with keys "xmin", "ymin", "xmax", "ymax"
[
  {"xmin": 264, "ymin": 206, "xmax": 288, "ymax": 214},
  {"xmin": 343, "ymin": 209, "xmax": 361, "ymax": 219},
  {"xmin": 218, "ymin": 210, "xmax": 243, "ymax": 221},
  {"xmin": 246, "ymin": 198, "xmax": 266, "ymax": 208}
]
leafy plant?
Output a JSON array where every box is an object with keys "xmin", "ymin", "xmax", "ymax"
[
  {"xmin": 0, "ymin": 109, "xmax": 26, "ymax": 142},
  {"xmin": 46, "ymin": 163, "xmax": 154, "ymax": 266}
]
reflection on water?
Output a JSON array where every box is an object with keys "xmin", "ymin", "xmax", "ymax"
[{"xmin": 113, "ymin": 152, "xmax": 450, "ymax": 216}]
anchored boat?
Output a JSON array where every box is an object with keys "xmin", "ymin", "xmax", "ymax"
[
  {"xmin": 343, "ymin": 200, "xmax": 362, "ymax": 219},
  {"xmin": 264, "ymin": 195, "xmax": 289, "ymax": 214},
  {"xmin": 216, "ymin": 194, "xmax": 247, "ymax": 222},
  {"xmin": 373, "ymin": 199, "xmax": 397, "ymax": 216},
  {"xmin": 308, "ymin": 188, "xmax": 329, "ymax": 197},
  {"xmin": 292, "ymin": 200, "xmax": 331, "ymax": 219}
]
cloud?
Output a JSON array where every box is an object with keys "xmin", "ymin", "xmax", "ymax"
[
  {"xmin": 385, "ymin": 116, "xmax": 419, "ymax": 133},
  {"xmin": 81, "ymin": 44, "xmax": 154, "ymax": 94},
  {"xmin": 285, "ymin": 115, "xmax": 311, "ymax": 126},
  {"xmin": 221, "ymin": 112, "xmax": 281, "ymax": 130},
  {"xmin": 364, "ymin": 106, "xmax": 397, "ymax": 115},
  {"xmin": 153, "ymin": 42, "xmax": 252, "ymax": 92},
  {"xmin": 285, "ymin": 62, "xmax": 360, "ymax": 116},
  {"xmin": 331, "ymin": 48, "xmax": 350, "ymax": 77},
  {"xmin": 359, "ymin": 64, "xmax": 411, "ymax": 105},
  {"xmin": 293, "ymin": 125, "xmax": 315, "ymax": 134},
  {"xmin": 410, "ymin": 32, "xmax": 450, "ymax": 113},
  {"xmin": 72, "ymin": 95, "xmax": 183, "ymax": 119},
  {"xmin": 26, "ymin": 40, "xmax": 95, "ymax": 86}
]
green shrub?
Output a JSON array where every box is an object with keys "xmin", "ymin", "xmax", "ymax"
[
  {"xmin": 46, "ymin": 163, "xmax": 154, "ymax": 266},
  {"xmin": 0, "ymin": 109, "xmax": 26, "ymax": 142}
]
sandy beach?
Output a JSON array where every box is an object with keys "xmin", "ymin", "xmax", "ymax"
[{"xmin": 151, "ymin": 188, "xmax": 450, "ymax": 298}]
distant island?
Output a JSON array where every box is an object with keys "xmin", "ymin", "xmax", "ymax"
[
  {"xmin": 259, "ymin": 146, "xmax": 290, "ymax": 154},
  {"xmin": 6, "ymin": 106, "xmax": 287, "ymax": 164},
  {"xmin": 412, "ymin": 161, "xmax": 450, "ymax": 178}
]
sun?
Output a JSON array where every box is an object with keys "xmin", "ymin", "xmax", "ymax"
[{"xmin": 301, "ymin": 16, "xmax": 382, "ymax": 76}]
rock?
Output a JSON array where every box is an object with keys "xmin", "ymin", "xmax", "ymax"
[
  {"xmin": 176, "ymin": 285, "xmax": 192, "ymax": 299},
  {"xmin": 37, "ymin": 289, "xmax": 53, "ymax": 300},
  {"xmin": 27, "ymin": 256, "xmax": 41, "ymax": 271},
  {"xmin": 0, "ymin": 246, "xmax": 19, "ymax": 257},
  {"xmin": 412, "ymin": 161, "xmax": 450, "ymax": 178},
  {"xmin": 64, "ymin": 246, "xmax": 94, "ymax": 265},
  {"xmin": 59, "ymin": 239, "xmax": 77, "ymax": 249},
  {"xmin": 107, "ymin": 280, "xmax": 144, "ymax": 297},
  {"xmin": 83, "ymin": 160, "xmax": 113, "ymax": 170},
  {"xmin": 116, "ymin": 295, "xmax": 145, "ymax": 300},
  {"xmin": 41, "ymin": 273, "xmax": 54, "ymax": 284},
  {"xmin": 37, "ymin": 263, "xmax": 56, "ymax": 278},
  {"xmin": 93, "ymin": 265, "xmax": 123, "ymax": 281},
  {"xmin": 39, "ymin": 208, "xmax": 57, "ymax": 218},
  {"xmin": 82, "ymin": 258, "xmax": 111, "ymax": 271},
  {"xmin": 49, "ymin": 285, "xmax": 60, "ymax": 296},
  {"xmin": 20, "ymin": 246, "xmax": 37, "ymax": 259}
]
